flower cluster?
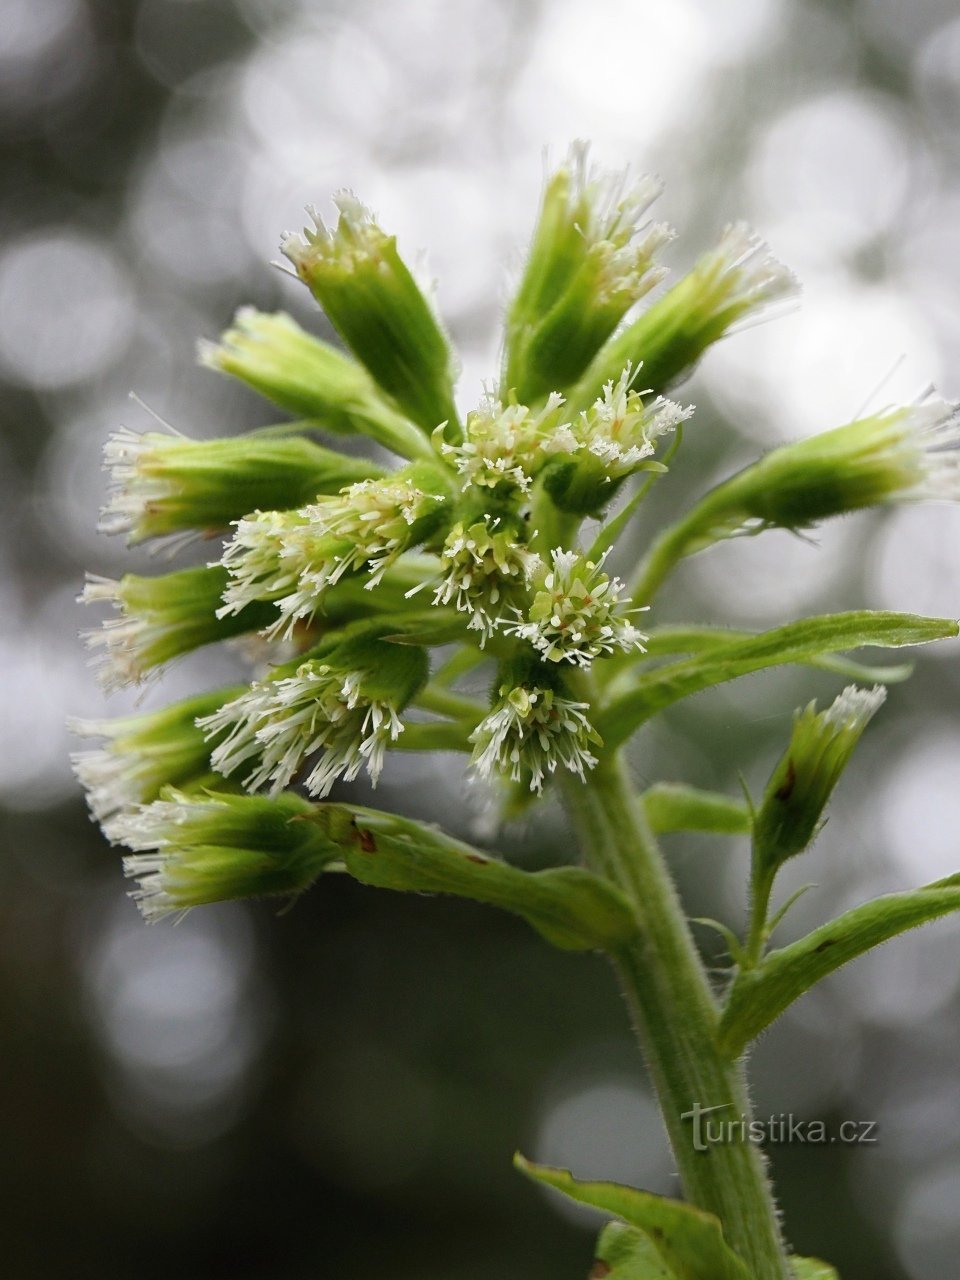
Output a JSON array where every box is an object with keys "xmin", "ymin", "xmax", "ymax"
[
  {"xmin": 198, "ymin": 662, "xmax": 404, "ymax": 798},
  {"xmin": 219, "ymin": 471, "xmax": 445, "ymax": 637},
  {"xmin": 73, "ymin": 141, "xmax": 960, "ymax": 918},
  {"xmin": 469, "ymin": 684, "xmax": 602, "ymax": 793},
  {"xmin": 505, "ymin": 549, "xmax": 647, "ymax": 667}
]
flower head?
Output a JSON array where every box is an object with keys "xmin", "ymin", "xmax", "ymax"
[
  {"xmin": 469, "ymin": 684, "xmax": 603, "ymax": 793},
  {"xmin": 574, "ymin": 367, "xmax": 693, "ymax": 480},
  {"xmin": 505, "ymin": 143, "xmax": 674, "ymax": 400},
  {"xmin": 98, "ymin": 424, "xmax": 379, "ymax": 545},
  {"xmin": 69, "ymin": 688, "xmax": 242, "ymax": 825},
  {"xmin": 281, "ymin": 194, "xmax": 459, "ymax": 434},
  {"xmin": 440, "ymin": 390, "xmax": 576, "ymax": 494},
  {"xmin": 571, "ymin": 222, "xmax": 798, "ymax": 406},
  {"xmin": 219, "ymin": 472, "xmax": 446, "ymax": 636},
  {"xmin": 754, "ymin": 684, "xmax": 887, "ymax": 869},
  {"xmin": 199, "ymin": 643, "xmax": 424, "ymax": 798},
  {"xmin": 430, "ymin": 519, "xmax": 542, "ymax": 644},
  {"xmin": 505, "ymin": 548, "xmax": 647, "ymax": 668},
  {"xmin": 698, "ymin": 394, "xmax": 960, "ymax": 540},
  {"xmin": 114, "ymin": 790, "xmax": 337, "ymax": 921},
  {"xmin": 81, "ymin": 567, "xmax": 270, "ymax": 691}
]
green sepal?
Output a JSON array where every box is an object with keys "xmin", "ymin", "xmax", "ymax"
[
  {"xmin": 590, "ymin": 1221, "xmax": 674, "ymax": 1278},
  {"xmin": 514, "ymin": 1157, "xmax": 751, "ymax": 1280},
  {"xmin": 599, "ymin": 611, "xmax": 958, "ymax": 747},
  {"xmin": 642, "ymin": 784, "xmax": 751, "ymax": 837},
  {"xmin": 305, "ymin": 805, "xmax": 638, "ymax": 951},
  {"xmin": 718, "ymin": 873, "xmax": 960, "ymax": 1058}
]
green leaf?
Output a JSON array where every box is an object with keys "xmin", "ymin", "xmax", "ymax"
[
  {"xmin": 642, "ymin": 784, "xmax": 751, "ymax": 837},
  {"xmin": 307, "ymin": 805, "xmax": 638, "ymax": 951},
  {"xmin": 791, "ymin": 1259, "xmax": 840, "ymax": 1280},
  {"xmin": 590, "ymin": 1221, "xmax": 674, "ymax": 1278},
  {"xmin": 718, "ymin": 873, "xmax": 960, "ymax": 1057},
  {"xmin": 623, "ymin": 625, "xmax": 916, "ymax": 684},
  {"xmin": 514, "ymin": 1156, "xmax": 751, "ymax": 1280},
  {"xmin": 599, "ymin": 612, "xmax": 957, "ymax": 747}
]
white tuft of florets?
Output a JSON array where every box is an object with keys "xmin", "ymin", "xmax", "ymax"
[
  {"xmin": 574, "ymin": 365, "xmax": 693, "ymax": 478},
  {"xmin": 440, "ymin": 391, "xmax": 576, "ymax": 493},
  {"xmin": 703, "ymin": 222, "xmax": 799, "ymax": 322},
  {"xmin": 428, "ymin": 519, "xmax": 542, "ymax": 645},
  {"xmin": 504, "ymin": 548, "xmax": 647, "ymax": 668},
  {"xmin": 198, "ymin": 663, "xmax": 403, "ymax": 798},
  {"xmin": 469, "ymin": 685, "xmax": 602, "ymax": 793},
  {"xmin": 79, "ymin": 576, "xmax": 156, "ymax": 692},
  {"xmin": 822, "ymin": 684, "xmax": 887, "ymax": 733}
]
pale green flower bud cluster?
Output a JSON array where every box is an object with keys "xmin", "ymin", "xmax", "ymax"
[
  {"xmin": 72, "ymin": 143, "xmax": 960, "ymax": 916},
  {"xmin": 113, "ymin": 790, "xmax": 338, "ymax": 921},
  {"xmin": 753, "ymin": 684, "xmax": 887, "ymax": 871}
]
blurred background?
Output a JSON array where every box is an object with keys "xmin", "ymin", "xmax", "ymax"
[{"xmin": 2, "ymin": 1, "xmax": 959, "ymax": 1276}]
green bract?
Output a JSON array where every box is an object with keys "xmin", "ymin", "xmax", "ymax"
[{"xmin": 74, "ymin": 142, "xmax": 960, "ymax": 1280}]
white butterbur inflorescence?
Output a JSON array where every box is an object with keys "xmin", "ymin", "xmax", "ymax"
[
  {"xmin": 75, "ymin": 142, "xmax": 957, "ymax": 922},
  {"xmin": 439, "ymin": 391, "xmax": 576, "ymax": 493},
  {"xmin": 506, "ymin": 549, "xmax": 648, "ymax": 668},
  {"xmin": 219, "ymin": 475, "xmax": 444, "ymax": 637},
  {"xmin": 470, "ymin": 685, "xmax": 603, "ymax": 793},
  {"xmin": 431, "ymin": 519, "xmax": 542, "ymax": 644},
  {"xmin": 574, "ymin": 367, "xmax": 694, "ymax": 480},
  {"xmin": 199, "ymin": 661, "xmax": 404, "ymax": 798}
]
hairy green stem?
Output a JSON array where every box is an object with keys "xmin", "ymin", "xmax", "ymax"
[{"xmin": 560, "ymin": 753, "xmax": 790, "ymax": 1279}]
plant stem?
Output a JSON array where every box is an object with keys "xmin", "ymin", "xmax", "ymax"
[{"xmin": 559, "ymin": 752, "xmax": 790, "ymax": 1279}]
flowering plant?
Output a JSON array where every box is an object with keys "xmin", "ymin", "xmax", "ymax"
[{"xmin": 74, "ymin": 144, "xmax": 960, "ymax": 1278}]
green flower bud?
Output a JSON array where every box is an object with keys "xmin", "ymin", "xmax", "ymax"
[
  {"xmin": 81, "ymin": 566, "xmax": 275, "ymax": 691},
  {"xmin": 281, "ymin": 196, "xmax": 460, "ymax": 437},
  {"xmin": 113, "ymin": 790, "xmax": 339, "ymax": 921},
  {"xmin": 570, "ymin": 222, "xmax": 797, "ymax": 407},
  {"xmin": 69, "ymin": 686, "xmax": 246, "ymax": 825},
  {"xmin": 707, "ymin": 397, "xmax": 960, "ymax": 533},
  {"xmin": 754, "ymin": 685, "xmax": 886, "ymax": 870},
  {"xmin": 199, "ymin": 307, "xmax": 430, "ymax": 459},
  {"xmin": 99, "ymin": 426, "xmax": 383, "ymax": 545},
  {"xmin": 505, "ymin": 143, "xmax": 673, "ymax": 402}
]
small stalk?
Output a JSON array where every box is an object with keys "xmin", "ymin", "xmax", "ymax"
[{"xmin": 559, "ymin": 751, "xmax": 790, "ymax": 1279}]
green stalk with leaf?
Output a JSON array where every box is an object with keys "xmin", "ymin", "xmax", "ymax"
[{"xmin": 74, "ymin": 143, "xmax": 960, "ymax": 1279}]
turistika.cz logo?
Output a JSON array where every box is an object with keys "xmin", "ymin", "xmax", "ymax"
[{"xmin": 681, "ymin": 1103, "xmax": 879, "ymax": 1153}]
